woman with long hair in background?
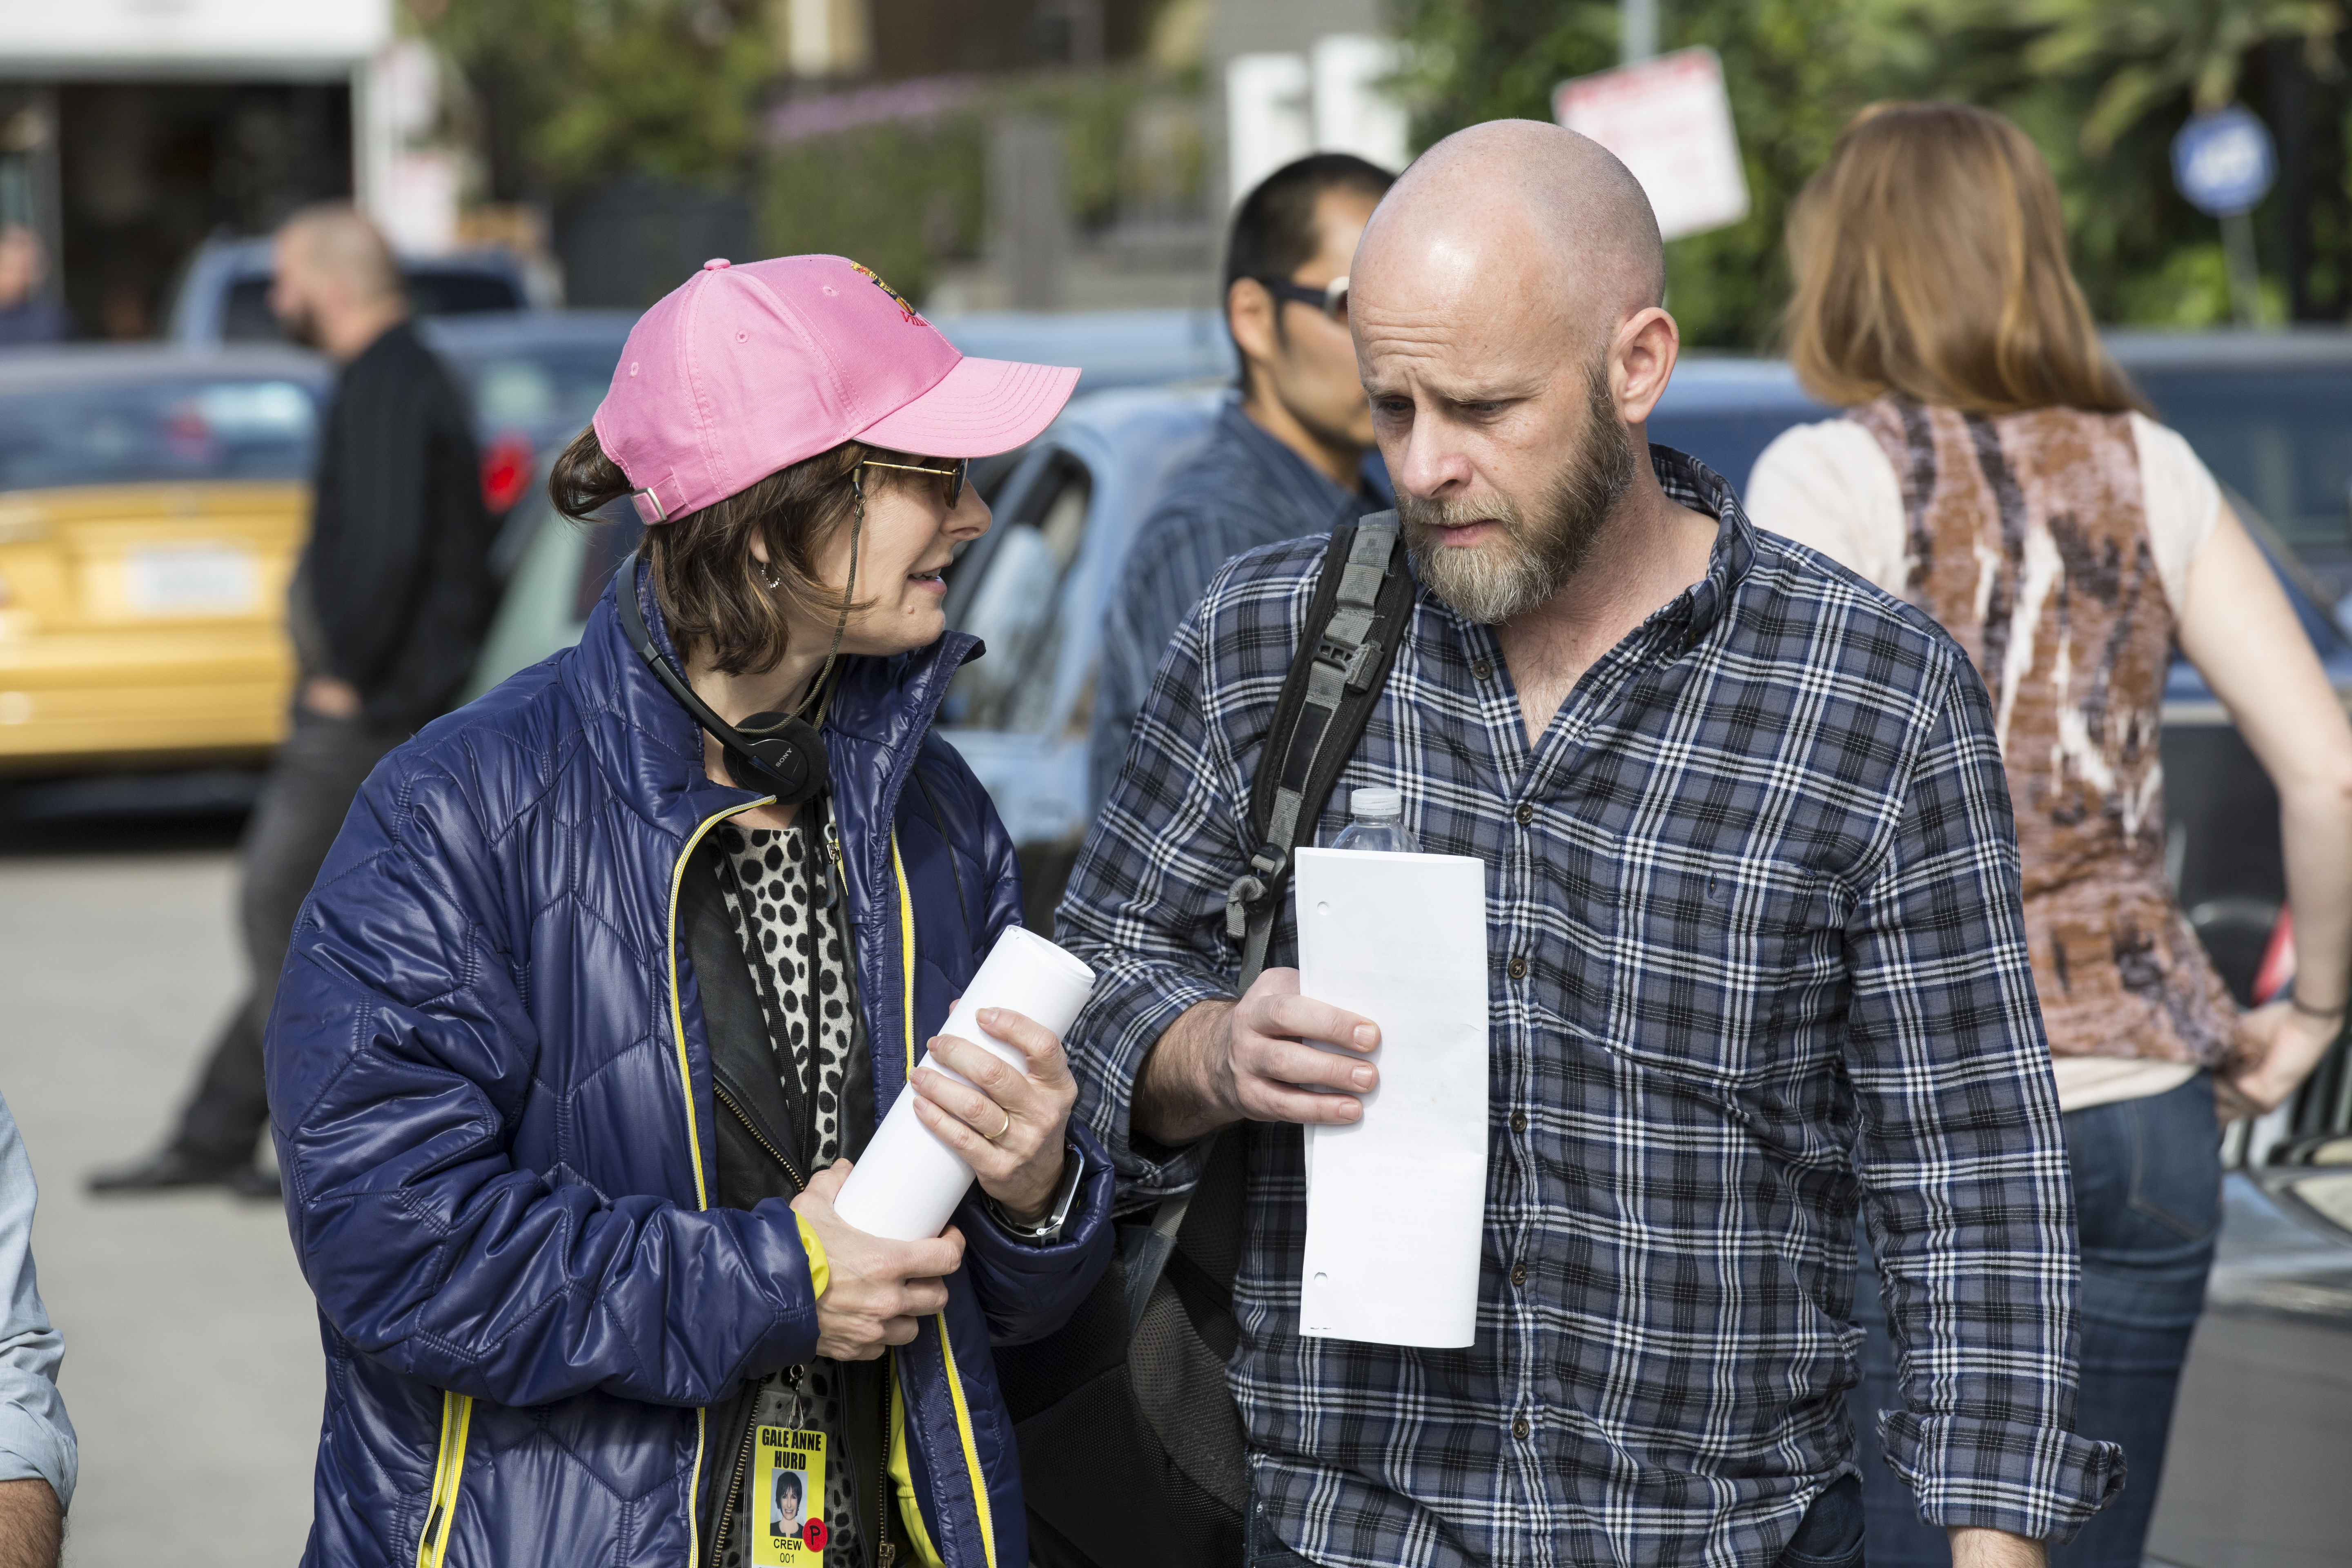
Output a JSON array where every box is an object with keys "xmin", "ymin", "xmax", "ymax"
[{"xmin": 1748, "ymin": 102, "xmax": 2352, "ymax": 1565}]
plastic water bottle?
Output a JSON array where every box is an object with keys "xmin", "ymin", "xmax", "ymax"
[{"xmin": 1331, "ymin": 786, "xmax": 1420, "ymax": 853}]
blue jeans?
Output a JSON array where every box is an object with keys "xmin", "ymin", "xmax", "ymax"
[
  {"xmin": 1241, "ymin": 1474, "xmax": 1864, "ymax": 1566},
  {"xmin": 1849, "ymin": 1071, "xmax": 2220, "ymax": 1567}
]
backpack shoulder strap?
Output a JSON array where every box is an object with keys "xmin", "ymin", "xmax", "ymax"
[
  {"xmin": 1125, "ymin": 512, "xmax": 1413, "ymax": 1334},
  {"xmin": 1224, "ymin": 511, "xmax": 1413, "ymax": 984}
]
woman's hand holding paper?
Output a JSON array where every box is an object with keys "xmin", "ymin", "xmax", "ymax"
[
  {"xmin": 909, "ymin": 1006, "xmax": 1078, "ymax": 1223},
  {"xmin": 790, "ymin": 1160, "xmax": 966, "ymax": 1359}
]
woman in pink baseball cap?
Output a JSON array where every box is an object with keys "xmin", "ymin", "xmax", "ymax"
[{"xmin": 264, "ymin": 256, "xmax": 1109, "ymax": 1568}]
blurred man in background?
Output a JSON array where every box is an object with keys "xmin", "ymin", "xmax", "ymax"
[
  {"xmin": 0, "ymin": 227, "xmax": 67, "ymax": 347},
  {"xmin": 91, "ymin": 204, "xmax": 493, "ymax": 1199},
  {"xmin": 1088, "ymin": 153, "xmax": 1394, "ymax": 805},
  {"xmin": 0, "ymin": 1091, "xmax": 73, "ymax": 1568}
]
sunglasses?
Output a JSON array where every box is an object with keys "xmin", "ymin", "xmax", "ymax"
[
  {"xmin": 1256, "ymin": 274, "xmax": 1350, "ymax": 325},
  {"xmin": 859, "ymin": 455, "xmax": 969, "ymax": 510}
]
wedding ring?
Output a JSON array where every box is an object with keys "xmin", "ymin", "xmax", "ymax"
[{"xmin": 988, "ymin": 1107, "xmax": 1013, "ymax": 1142}]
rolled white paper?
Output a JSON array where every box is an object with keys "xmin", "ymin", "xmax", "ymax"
[{"xmin": 832, "ymin": 925, "xmax": 1096, "ymax": 1241}]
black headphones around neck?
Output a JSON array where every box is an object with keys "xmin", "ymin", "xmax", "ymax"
[{"xmin": 618, "ymin": 557, "xmax": 832, "ymax": 805}]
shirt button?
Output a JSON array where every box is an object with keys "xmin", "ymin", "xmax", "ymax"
[
  {"xmin": 1506, "ymin": 956, "xmax": 1528, "ymax": 980},
  {"xmin": 1512, "ymin": 1415, "xmax": 1532, "ymax": 1441},
  {"xmin": 1510, "ymin": 1110, "xmax": 1528, "ymax": 1134},
  {"xmin": 1472, "ymin": 658, "xmax": 1494, "ymax": 680},
  {"xmin": 1514, "ymin": 803, "xmax": 1534, "ymax": 826},
  {"xmin": 1510, "ymin": 1261, "xmax": 1529, "ymax": 1287}
]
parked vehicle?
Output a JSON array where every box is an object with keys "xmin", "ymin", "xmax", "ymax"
[
  {"xmin": 2109, "ymin": 330, "xmax": 2352, "ymax": 607},
  {"xmin": 165, "ymin": 236, "xmax": 531, "ymax": 346},
  {"xmin": 0, "ymin": 345, "xmax": 329, "ymax": 772},
  {"xmin": 931, "ymin": 308, "xmax": 1234, "ymax": 394},
  {"xmin": 2145, "ymin": 1147, "xmax": 2352, "ymax": 1566},
  {"xmin": 416, "ymin": 310, "xmax": 634, "ymax": 560}
]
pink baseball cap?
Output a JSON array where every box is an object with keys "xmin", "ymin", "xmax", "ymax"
[{"xmin": 592, "ymin": 254, "xmax": 1079, "ymax": 526}]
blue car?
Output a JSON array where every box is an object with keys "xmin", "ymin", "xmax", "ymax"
[{"xmin": 165, "ymin": 236, "xmax": 532, "ymax": 345}]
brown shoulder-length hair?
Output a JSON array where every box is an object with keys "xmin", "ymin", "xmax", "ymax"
[
  {"xmin": 548, "ymin": 428, "xmax": 903, "ymax": 677},
  {"xmin": 1782, "ymin": 101, "xmax": 2147, "ymax": 416}
]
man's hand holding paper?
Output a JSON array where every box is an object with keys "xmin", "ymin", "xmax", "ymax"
[{"xmin": 1134, "ymin": 968, "xmax": 1382, "ymax": 1144}]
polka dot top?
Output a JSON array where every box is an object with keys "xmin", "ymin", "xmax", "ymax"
[
  {"xmin": 714, "ymin": 821, "xmax": 857, "ymax": 1164},
  {"xmin": 714, "ymin": 820, "xmax": 865, "ymax": 1567}
]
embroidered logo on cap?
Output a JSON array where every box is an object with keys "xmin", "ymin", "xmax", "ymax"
[{"xmin": 849, "ymin": 261, "xmax": 921, "ymax": 324}]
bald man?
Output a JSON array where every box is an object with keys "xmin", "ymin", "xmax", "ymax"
[
  {"xmin": 93, "ymin": 205, "xmax": 492, "ymax": 1198},
  {"xmin": 1059, "ymin": 122, "xmax": 2118, "ymax": 1568}
]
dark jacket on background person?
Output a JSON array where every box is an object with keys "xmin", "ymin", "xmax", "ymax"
[
  {"xmin": 296, "ymin": 318, "xmax": 492, "ymax": 733},
  {"xmin": 1088, "ymin": 400, "xmax": 1385, "ymax": 806},
  {"xmin": 0, "ymin": 295, "xmax": 67, "ymax": 346},
  {"xmin": 265, "ymin": 563, "xmax": 1115, "ymax": 1568}
]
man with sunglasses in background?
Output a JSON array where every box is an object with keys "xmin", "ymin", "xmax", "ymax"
[{"xmin": 1088, "ymin": 153, "xmax": 1394, "ymax": 805}]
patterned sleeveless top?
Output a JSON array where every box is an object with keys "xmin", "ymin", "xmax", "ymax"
[{"xmin": 1849, "ymin": 398, "xmax": 2248, "ymax": 1070}]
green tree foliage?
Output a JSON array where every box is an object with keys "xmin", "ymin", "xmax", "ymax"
[
  {"xmin": 763, "ymin": 114, "xmax": 990, "ymax": 305},
  {"xmin": 1390, "ymin": 0, "xmax": 1943, "ymax": 347},
  {"xmin": 2017, "ymin": 0, "xmax": 2340, "ymax": 151},
  {"xmin": 423, "ymin": 0, "xmax": 774, "ymax": 193},
  {"xmin": 1390, "ymin": 0, "xmax": 2350, "ymax": 344},
  {"xmin": 759, "ymin": 67, "xmax": 1202, "ymax": 303}
]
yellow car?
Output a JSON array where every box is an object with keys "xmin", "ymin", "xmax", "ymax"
[{"xmin": 0, "ymin": 346, "xmax": 328, "ymax": 773}]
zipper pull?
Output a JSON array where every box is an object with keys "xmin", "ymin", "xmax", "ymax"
[{"xmin": 817, "ymin": 817, "xmax": 846, "ymax": 909}]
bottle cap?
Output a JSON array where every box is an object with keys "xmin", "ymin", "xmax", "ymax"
[{"xmin": 1350, "ymin": 786, "xmax": 1402, "ymax": 818}]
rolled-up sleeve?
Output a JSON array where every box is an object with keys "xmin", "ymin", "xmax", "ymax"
[
  {"xmin": 1844, "ymin": 664, "xmax": 2125, "ymax": 1541},
  {"xmin": 0, "ymin": 1092, "xmax": 76, "ymax": 1508}
]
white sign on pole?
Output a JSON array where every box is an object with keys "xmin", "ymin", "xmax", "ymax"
[{"xmin": 1552, "ymin": 47, "xmax": 1750, "ymax": 242}]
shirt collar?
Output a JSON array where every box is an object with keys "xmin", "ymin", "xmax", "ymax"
[
  {"xmin": 1215, "ymin": 398, "xmax": 1363, "ymax": 508},
  {"xmin": 1650, "ymin": 444, "xmax": 1755, "ymax": 653}
]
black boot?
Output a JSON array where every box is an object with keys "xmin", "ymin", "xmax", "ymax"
[{"xmin": 88, "ymin": 1147, "xmax": 242, "ymax": 1195}]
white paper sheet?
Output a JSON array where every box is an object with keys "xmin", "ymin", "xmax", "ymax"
[
  {"xmin": 1295, "ymin": 847, "xmax": 1489, "ymax": 1348},
  {"xmin": 833, "ymin": 926, "xmax": 1096, "ymax": 1241}
]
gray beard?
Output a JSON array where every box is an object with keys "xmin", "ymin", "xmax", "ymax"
[{"xmin": 1400, "ymin": 364, "xmax": 1636, "ymax": 625}]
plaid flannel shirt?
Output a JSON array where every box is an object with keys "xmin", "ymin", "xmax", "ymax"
[{"xmin": 1057, "ymin": 450, "xmax": 2125, "ymax": 1566}]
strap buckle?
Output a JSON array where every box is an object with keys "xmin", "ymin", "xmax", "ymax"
[
  {"xmin": 1223, "ymin": 843, "xmax": 1290, "ymax": 939},
  {"xmin": 1314, "ymin": 634, "xmax": 1383, "ymax": 691}
]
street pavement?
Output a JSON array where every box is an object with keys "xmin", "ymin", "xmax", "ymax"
[{"xmin": 2, "ymin": 831, "xmax": 318, "ymax": 1566}]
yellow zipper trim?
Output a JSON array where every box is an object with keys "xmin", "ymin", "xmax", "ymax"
[
  {"xmin": 887, "ymin": 1364, "xmax": 946, "ymax": 1567},
  {"xmin": 933, "ymin": 1319, "xmax": 996, "ymax": 1568},
  {"xmin": 668, "ymin": 796, "xmax": 773, "ymax": 1568},
  {"xmin": 414, "ymin": 1390, "xmax": 474, "ymax": 1568},
  {"xmin": 895, "ymin": 835, "xmax": 917, "ymax": 1079},
  {"xmin": 891, "ymin": 837, "xmax": 999, "ymax": 1568}
]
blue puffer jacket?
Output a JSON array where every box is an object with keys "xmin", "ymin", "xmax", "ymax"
[{"xmin": 265, "ymin": 564, "xmax": 1113, "ymax": 1568}]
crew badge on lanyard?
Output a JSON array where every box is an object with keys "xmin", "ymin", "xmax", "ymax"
[{"xmin": 753, "ymin": 1424, "xmax": 829, "ymax": 1564}]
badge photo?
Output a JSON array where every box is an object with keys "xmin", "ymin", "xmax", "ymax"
[{"xmin": 753, "ymin": 1425, "xmax": 828, "ymax": 1565}]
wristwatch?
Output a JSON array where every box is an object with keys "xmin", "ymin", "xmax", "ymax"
[{"xmin": 986, "ymin": 1146, "xmax": 1085, "ymax": 1245}]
